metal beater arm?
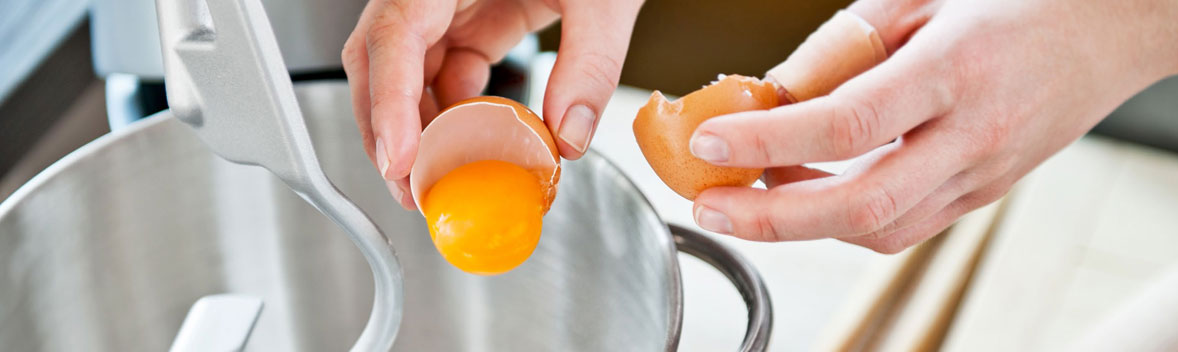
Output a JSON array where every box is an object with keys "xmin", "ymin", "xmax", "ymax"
[{"xmin": 154, "ymin": 0, "xmax": 403, "ymax": 350}]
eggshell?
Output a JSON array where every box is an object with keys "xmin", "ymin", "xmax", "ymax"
[
  {"xmin": 633, "ymin": 75, "xmax": 778, "ymax": 200},
  {"xmin": 410, "ymin": 96, "xmax": 560, "ymax": 212}
]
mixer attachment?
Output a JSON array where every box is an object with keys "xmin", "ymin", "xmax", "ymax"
[{"xmin": 153, "ymin": 0, "xmax": 404, "ymax": 350}]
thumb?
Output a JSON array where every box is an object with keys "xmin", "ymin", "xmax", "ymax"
[
  {"xmin": 763, "ymin": 0, "xmax": 940, "ymax": 103},
  {"xmin": 543, "ymin": 0, "xmax": 643, "ymax": 160},
  {"xmin": 846, "ymin": 0, "xmax": 942, "ymax": 52}
]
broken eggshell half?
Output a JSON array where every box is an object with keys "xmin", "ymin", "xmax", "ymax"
[
  {"xmin": 409, "ymin": 96, "xmax": 561, "ymax": 212},
  {"xmin": 633, "ymin": 74, "xmax": 779, "ymax": 200}
]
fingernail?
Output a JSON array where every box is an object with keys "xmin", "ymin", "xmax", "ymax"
[
  {"xmin": 690, "ymin": 134, "xmax": 729, "ymax": 162},
  {"xmin": 375, "ymin": 138, "xmax": 391, "ymax": 179},
  {"xmin": 695, "ymin": 205, "xmax": 733, "ymax": 234},
  {"xmin": 558, "ymin": 105, "xmax": 597, "ymax": 153}
]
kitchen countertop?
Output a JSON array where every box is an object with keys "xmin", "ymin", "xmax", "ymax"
[{"xmin": 942, "ymin": 135, "xmax": 1178, "ymax": 351}]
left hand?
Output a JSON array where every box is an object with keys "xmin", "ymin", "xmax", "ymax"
[
  {"xmin": 342, "ymin": 0, "xmax": 643, "ymax": 209},
  {"xmin": 687, "ymin": 0, "xmax": 1178, "ymax": 253}
]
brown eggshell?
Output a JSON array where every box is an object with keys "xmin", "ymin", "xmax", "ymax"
[
  {"xmin": 633, "ymin": 75, "xmax": 778, "ymax": 200},
  {"xmin": 410, "ymin": 96, "xmax": 561, "ymax": 212}
]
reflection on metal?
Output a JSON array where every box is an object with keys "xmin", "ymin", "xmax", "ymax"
[
  {"xmin": 153, "ymin": 0, "xmax": 403, "ymax": 350},
  {"xmin": 169, "ymin": 294, "xmax": 264, "ymax": 352},
  {"xmin": 0, "ymin": 81, "xmax": 773, "ymax": 351}
]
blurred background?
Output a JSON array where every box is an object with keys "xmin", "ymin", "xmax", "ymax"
[{"xmin": 2, "ymin": 0, "xmax": 1178, "ymax": 351}]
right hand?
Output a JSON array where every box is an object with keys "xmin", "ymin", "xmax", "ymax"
[
  {"xmin": 342, "ymin": 0, "xmax": 644, "ymax": 210},
  {"xmin": 688, "ymin": 0, "xmax": 1178, "ymax": 253}
]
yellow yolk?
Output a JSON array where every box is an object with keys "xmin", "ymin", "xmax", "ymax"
[{"xmin": 422, "ymin": 160, "xmax": 546, "ymax": 275}]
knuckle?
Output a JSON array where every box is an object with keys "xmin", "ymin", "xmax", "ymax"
[
  {"xmin": 751, "ymin": 132, "xmax": 775, "ymax": 165},
  {"xmin": 573, "ymin": 52, "xmax": 623, "ymax": 94},
  {"xmin": 977, "ymin": 115, "xmax": 1015, "ymax": 150},
  {"xmin": 945, "ymin": 32, "xmax": 998, "ymax": 91},
  {"xmin": 341, "ymin": 35, "xmax": 365, "ymax": 69},
  {"xmin": 988, "ymin": 153, "xmax": 1019, "ymax": 177},
  {"xmin": 967, "ymin": 151, "xmax": 1019, "ymax": 182},
  {"xmin": 964, "ymin": 182, "xmax": 1012, "ymax": 208},
  {"xmin": 848, "ymin": 186, "xmax": 899, "ymax": 234},
  {"xmin": 751, "ymin": 211, "xmax": 786, "ymax": 242},
  {"xmin": 744, "ymin": 192, "xmax": 791, "ymax": 242},
  {"xmin": 365, "ymin": 22, "xmax": 398, "ymax": 53},
  {"xmin": 955, "ymin": 114, "xmax": 1016, "ymax": 165},
  {"xmin": 862, "ymin": 221, "xmax": 901, "ymax": 241},
  {"xmin": 368, "ymin": 88, "xmax": 414, "ymax": 118},
  {"xmin": 365, "ymin": 10, "xmax": 423, "ymax": 57},
  {"xmin": 828, "ymin": 98, "xmax": 880, "ymax": 158},
  {"xmin": 958, "ymin": 135, "xmax": 998, "ymax": 164}
]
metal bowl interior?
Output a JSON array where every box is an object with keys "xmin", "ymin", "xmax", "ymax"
[{"xmin": 0, "ymin": 81, "xmax": 681, "ymax": 351}]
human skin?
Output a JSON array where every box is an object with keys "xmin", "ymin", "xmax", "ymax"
[
  {"xmin": 689, "ymin": 0, "xmax": 1178, "ymax": 253},
  {"xmin": 342, "ymin": 0, "xmax": 644, "ymax": 210}
]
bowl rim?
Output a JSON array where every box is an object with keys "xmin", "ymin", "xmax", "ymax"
[
  {"xmin": 0, "ymin": 109, "xmax": 176, "ymax": 216},
  {"xmin": 574, "ymin": 149, "xmax": 685, "ymax": 350},
  {"xmin": 0, "ymin": 98, "xmax": 687, "ymax": 349}
]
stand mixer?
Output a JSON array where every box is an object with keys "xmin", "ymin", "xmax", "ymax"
[{"xmin": 0, "ymin": 1, "xmax": 774, "ymax": 350}]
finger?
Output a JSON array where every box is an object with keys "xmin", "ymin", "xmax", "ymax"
[
  {"xmin": 862, "ymin": 132, "xmax": 1021, "ymax": 236},
  {"xmin": 691, "ymin": 45, "xmax": 955, "ymax": 168},
  {"xmin": 839, "ymin": 199, "xmax": 963, "ymax": 254},
  {"xmin": 423, "ymin": 40, "xmax": 449, "ymax": 88},
  {"xmin": 343, "ymin": 43, "xmax": 376, "ymax": 166},
  {"xmin": 430, "ymin": 2, "xmax": 552, "ymax": 109},
  {"xmin": 433, "ymin": 48, "xmax": 491, "ymax": 108},
  {"xmin": 342, "ymin": 1, "xmax": 382, "ymax": 166},
  {"xmin": 542, "ymin": 0, "xmax": 643, "ymax": 160},
  {"xmin": 366, "ymin": 0, "xmax": 458, "ymax": 180},
  {"xmin": 383, "ymin": 177, "xmax": 417, "ymax": 211},
  {"xmin": 846, "ymin": 0, "xmax": 943, "ymax": 53},
  {"xmin": 419, "ymin": 87, "xmax": 440, "ymax": 126},
  {"xmin": 693, "ymin": 123, "xmax": 970, "ymax": 241},
  {"xmin": 840, "ymin": 184, "xmax": 1006, "ymax": 253},
  {"xmin": 862, "ymin": 176, "xmax": 964, "ymax": 237},
  {"xmin": 760, "ymin": 1, "xmax": 941, "ymax": 105},
  {"xmin": 397, "ymin": 177, "xmax": 417, "ymax": 210},
  {"xmin": 446, "ymin": 1, "xmax": 556, "ymax": 63},
  {"xmin": 761, "ymin": 165, "xmax": 834, "ymax": 188}
]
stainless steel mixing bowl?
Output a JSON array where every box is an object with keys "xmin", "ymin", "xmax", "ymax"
[{"xmin": 0, "ymin": 81, "xmax": 770, "ymax": 351}]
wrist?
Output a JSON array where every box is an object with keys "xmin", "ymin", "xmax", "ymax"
[
  {"xmin": 1167, "ymin": 9, "xmax": 1178, "ymax": 75},
  {"xmin": 1141, "ymin": 0, "xmax": 1178, "ymax": 76},
  {"xmin": 1092, "ymin": 0, "xmax": 1178, "ymax": 83}
]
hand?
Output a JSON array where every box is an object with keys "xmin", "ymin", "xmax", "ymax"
[
  {"xmin": 342, "ymin": 0, "xmax": 643, "ymax": 209},
  {"xmin": 688, "ymin": 0, "xmax": 1178, "ymax": 253}
]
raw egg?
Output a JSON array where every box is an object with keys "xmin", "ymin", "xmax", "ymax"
[
  {"xmin": 410, "ymin": 96, "xmax": 560, "ymax": 275},
  {"xmin": 633, "ymin": 74, "xmax": 778, "ymax": 200}
]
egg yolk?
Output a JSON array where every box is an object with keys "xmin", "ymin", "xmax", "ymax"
[{"xmin": 422, "ymin": 160, "xmax": 545, "ymax": 275}]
